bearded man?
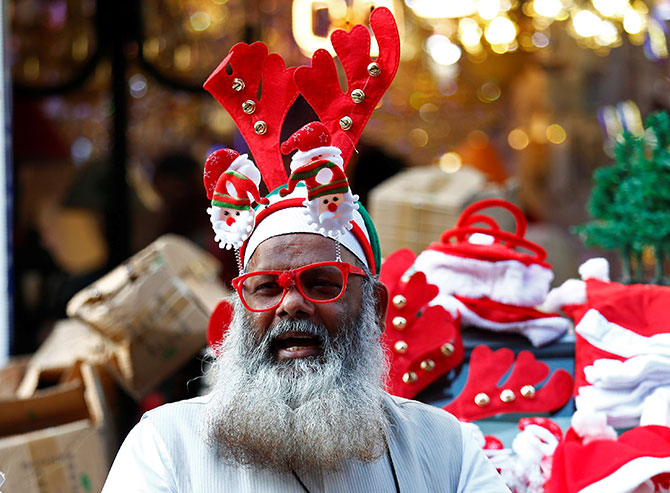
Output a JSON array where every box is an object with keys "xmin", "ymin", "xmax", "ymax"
[{"xmin": 102, "ymin": 184, "xmax": 510, "ymax": 492}]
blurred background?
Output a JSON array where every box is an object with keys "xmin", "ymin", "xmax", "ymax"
[{"xmin": 6, "ymin": 0, "xmax": 670, "ymax": 359}]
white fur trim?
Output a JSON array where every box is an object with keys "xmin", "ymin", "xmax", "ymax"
[
  {"xmin": 228, "ymin": 153, "xmax": 261, "ymax": 187},
  {"xmin": 413, "ymin": 250, "xmax": 554, "ymax": 307},
  {"xmin": 541, "ymin": 279, "xmax": 587, "ymax": 312},
  {"xmin": 289, "ymin": 146, "xmax": 343, "ymax": 172},
  {"xmin": 571, "ymin": 410, "xmax": 617, "ymax": 443},
  {"xmin": 243, "ymin": 186, "xmax": 370, "ymax": 270},
  {"xmin": 512, "ymin": 424, "xmax": 559, "ymax": 465},
  {"xmin": 576, "ymin": 309, "xmax": 670, "ymax": 358},
  {"xmin": 640, "ymin": 387, "xmax": 670, "ymax": 427},
  {"xmin": 468, "ymin": 233, "xmax": 495, "ymax": 245},
  {"xmin": 578, "ymin": 456, "xmax": 670, "ymax": 493},
  {"xmin": 585, "ymin": 354, "xmax": 670, "ymax": 389},
  {"xmin": 579, "ymin": 257, "xmax": 610, "ymax": 281},
  {"xmin": 576, "ymin": 381, "xmax": 670, "ymax": 429},
  {"xmin": 431, "ymin": 294, "xmax": 569, "ymax": 347}
]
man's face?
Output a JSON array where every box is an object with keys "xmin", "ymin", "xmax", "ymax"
[{"xmin": 244, "ymin": 233, "xmax": 364, "ymax": 363}]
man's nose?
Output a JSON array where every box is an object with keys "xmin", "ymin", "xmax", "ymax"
[
  {"xmin": 276, "ymin": 284, "xmax": 315, "ymax": 318},
  {"xmin": 327, "ymin": 202, "xmax": 338, "ymax": 213}
]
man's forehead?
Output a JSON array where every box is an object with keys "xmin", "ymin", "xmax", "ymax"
[{"xmin": 248, "ymin": 233, "xmax": 356, "ymax": 270}]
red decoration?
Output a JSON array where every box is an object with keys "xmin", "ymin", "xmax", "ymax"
[
  {"xmin": 455, "ymin": 295, "xmax": 568, "ymax": 325},
  {"xmin": 562, "ymin": 278, "xmax": 670, "ymax": 395},
  {"xmin": 484, "ymin": 435, "xmax": 505, "ymax": 450},
  {"xmin": 207, "ymin": 300, "xmax": 234, "ymax": 351},
  {"xmin": 294, "ymin": 7, "xmax": 400, "ymax": 170},
  {"xmin": 378, "ymin": 248, "xmax": 416, "ymax": 295},
  {"xmin": 280, "ymin": 121, "xmax": 332, "ymax": 155},
  {"xmin": 519, "ymin": 417, "xmax": 563, "ymax": 443},
  {"xmin": 444, "ymin": 345, "xmax": 573, "ymax": 421},
  {"xmin": 381, "ymin": 271, "xmax": 464, "ymax": 399},
  {"xmin": 548, "ymin": 425, "xmax": 670, "ymax": 493},
  {"xmin": 203, "ymin": 148, "xmax": 241, "ymax": 200},
  {"xmin": 204, "ymin": 42, "xmax": 299, "ymax": 190},
  {"xmin": 431, "ymin": 198, "xmax": 550, "ymax": 268}
]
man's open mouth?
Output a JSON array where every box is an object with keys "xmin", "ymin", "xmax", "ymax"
[{"xmin": 272, "ymin": 330, "xmax": 323, "ymax": 361}]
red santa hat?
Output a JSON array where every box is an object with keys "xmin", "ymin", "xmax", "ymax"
[
  {"xmin": 411, "ymin": 198, "xmax": 569, "ymax": 347},
  {"xmin": 204, "ymin": 148, "xmax": 267, "ymax": 209},
  {"xmin": 279, "ymin": 159, "xmax": 350, "ymax": 202},
  {"xmin": 548, "ymin": 425, "xmax": 670, "ymax": 493},
  {"xmin": 546, "ymin": 260, "xmax": 670, "ymax": 428},
  {"xmin": 281, "ymin": 121, "xmax": 343, "ymax": 172}
]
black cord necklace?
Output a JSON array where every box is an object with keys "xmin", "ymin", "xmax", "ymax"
[{"xmin": 291, "ymin": 448, "xmax": 400, "ymax": 493}]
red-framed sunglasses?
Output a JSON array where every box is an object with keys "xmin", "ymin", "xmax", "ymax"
[{"xmin": 231, "ymin": 261, "xmax": 367, "ymax": 312}]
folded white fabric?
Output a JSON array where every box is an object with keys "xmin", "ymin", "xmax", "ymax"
[
  {"xmin": 584, "ymin": 354, "xmax": 670, "ymax": 389},
  {"xmin": 413, "ymin": 249, "xmax": 554, "ymax": 307}
]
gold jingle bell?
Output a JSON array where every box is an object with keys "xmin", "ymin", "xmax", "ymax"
[
  {"xmin": 440, "ymin": 342, "xmax": 455, "ymax": 357},
  {"xmin": 392, "ymin": 294, "xmax": 407, "ymax": 309},
  {"xmin": 367, "ymin": 62, "xmax": 381, "ymax": 77},
  {"xmin": 474, "ymin": 392, "xmax": 490, "ymax": 407},
  {"xmin": 392, "ymin": 316, "xmax": 407, "ymax": 330},
  {"xmin": 500, "ymin": 389, "xmax": 516, "ymax": 403},
  {"xmin": 420, "ymin": 359, "xmax": 435, "ymax": 371},
  {"xmin": 232, "ymin": 78, "xmax": 245, "ymax": 91},
  {"xmin": 520, "ymin": 385, "xmax": 536, "ymax": 399},
  {"xmin": 339, "ymin": 116, "xmax": 353, "ymax": 130},
  {"xmin": 394, "ymin": 340, "xmax": 408, "ymax": 354},
  {"xmin": 402, "ymin": 371, "xmax": 418, "ymax": 384},
  {"xmin": 351, "ymin": 89, "xmax": 365, "ymax": 103},
  {"xmin": 254, "ymin": 121, "xmax": 267, "ymax": 135},
  {"xmin": 242, "ymin": 100, "xmax": 256, "ymax": 114}
]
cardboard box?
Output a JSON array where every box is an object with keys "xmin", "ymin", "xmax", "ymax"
[
  {"xmin": 66, "ymin": 234, "xmax": 228, "ymax": 399},
  {"xmin": 17, "ymin": 319, "xmax": 119, "ymax": 399},
  {"xmin": 369, "ymin": 166, "xmax": 518, "ymax": 257},
  {"xmin": 0, "ymin": 362, "xmax": 113, "ymax": 493}
]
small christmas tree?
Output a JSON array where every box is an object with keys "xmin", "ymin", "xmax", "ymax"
[{"xmin": 576, "ymin": 110, "xmax": 670, "ymax": 284}]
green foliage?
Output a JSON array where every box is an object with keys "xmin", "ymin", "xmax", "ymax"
[{"xmin": 575, "ymin": 110, "xmax": 670, "ymax": 283}]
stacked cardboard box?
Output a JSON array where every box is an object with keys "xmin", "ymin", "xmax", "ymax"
[
  {"xmin": 67, "ymin": 234, "xmax": 228, "ymax": 399},
  {"xmin": 0, "ymin": 234, "xmax": 228, "ymax": 490},
  {"xmin": 0, "ymin": 361, "xmax": 113, "ymax": 493}
]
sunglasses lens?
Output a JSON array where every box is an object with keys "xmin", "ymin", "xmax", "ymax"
[
  {"xmin": 241, "ymin": 273, "xmax": 284, "ymax": 311},
  {"xmin": 298, "ymin": 265, "xmax": 345, "ymax": 301}
]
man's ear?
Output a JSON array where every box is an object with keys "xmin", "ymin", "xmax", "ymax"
[{"xmin": 373, "ymin": 281, "xmax": 389, "ymax": 332}]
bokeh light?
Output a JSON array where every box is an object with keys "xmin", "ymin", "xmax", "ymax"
[
  {"xmin": 508, "ymin": 128, "xmax": 530, "ymax": 150},
  {"xmin": 439, "ymin": 152, "xmax": 463, "ymax": 173}
]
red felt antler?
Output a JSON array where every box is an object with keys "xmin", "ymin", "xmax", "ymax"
[
  {"xmin": 382, "ymin": 271, "xmax": 463, "ymax": 399},
  {"xmin": 204, "ymin": 42, "xmax": 299, "ymax": 191},
  {"xmin": 379, "ymin": 248, "xmax": 416, "ymax": 295},
  {"xmin": 294, "ymin": 7, "xmax": 400, "ymax": 169},
  {"xmin": 444, "ymin": 345, "xmax": 573, "ymax": 421}
]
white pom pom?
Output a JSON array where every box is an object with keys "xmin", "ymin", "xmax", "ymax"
[
  {"xmin": 571, "ymin": 409, "xmax": 617, "ymax": 444},
  {"xmin": 541, "ymin": 279, "xmax": 587, "ymax": 312},
  {"xmin": 578, "ymin": 258, "xmax": 610, "ymax": 281},
  {"xmin": 468, "ymin": 233, "xmax": 495, "ymax": 245}
]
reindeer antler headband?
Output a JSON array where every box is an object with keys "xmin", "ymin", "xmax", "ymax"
[{"xmin": 202, "ymin": 7, "xmax": 399, "ymax": 275}]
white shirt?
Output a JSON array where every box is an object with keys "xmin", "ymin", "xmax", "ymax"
[{"xmin": 103, "ymin": 394, "xmax": 510, "ymax": 493}]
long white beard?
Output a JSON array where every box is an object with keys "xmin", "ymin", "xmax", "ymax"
[{"xmin": 202, "ymin": 281, "xmax": 389, "ymax": 473}]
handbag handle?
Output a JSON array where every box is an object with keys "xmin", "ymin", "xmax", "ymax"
[{"xmin": 439, "ymin": 198, "xmax": 547, "ymax": 262}]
